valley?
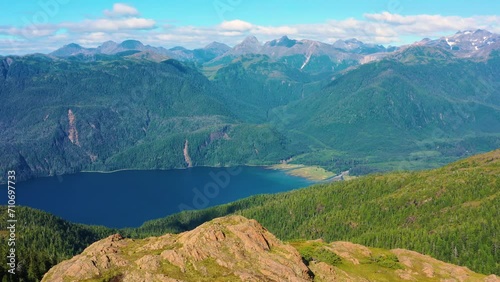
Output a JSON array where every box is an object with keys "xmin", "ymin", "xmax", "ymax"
[{"xmin": 0, "ymin": 27, "xmax": 499, "ymax": 281}]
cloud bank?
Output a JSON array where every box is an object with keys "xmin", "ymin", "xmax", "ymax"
[{"xmin": 1, "ymin": 3, "xmax": 499, "ymax": 55}]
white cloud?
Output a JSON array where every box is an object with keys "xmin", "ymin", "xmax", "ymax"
[
  {"xmin": 104, "ymin": 3, "xmax": 139, "ymax": 18},
  {"xmin": 219, "ymin": 20, "xmax": 253, "ymax": 31},
  {"xmin": 218, "ymin": 19, "xmax": 297, "ymax": 36},
  {"xmin": 63, "ymin": 3, "xmax": 155, "ymax": 32},
  {"xmin": 218, "ymin": 31, "xmax": 244, "ymax": 36},
  {"xmin": 77, "ymin": 32, "xmax": 108, "ymax": 45},
  {"xmin": 156, "ymin": 33, "xmax": 205, "ymax": 43},
  {"xmin": 0, "ymin": 24, "xmax": 59, "ymax": 38},
  {"xmin": 251, "ymin": 25, "xmax": 298, "ymax": 36},
  {"xmin": 62, "ymin": 17, "xmax": 156, "ymax": 32},
  {"xmin": 362, "ymin": 12, "xmax": 500, "ymax": 36}
]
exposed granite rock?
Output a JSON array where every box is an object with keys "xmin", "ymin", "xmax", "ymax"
[
  {"xmin": 43, "ymin": 216, "xmax": 311, "ymax": 282},
  {"xmin": 42, "ymin": 216, "xmax": 500, "ymax": 282}
]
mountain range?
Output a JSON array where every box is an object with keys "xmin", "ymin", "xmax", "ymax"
[
  {"xmin": 1, "ymin": 29, "xmax": 500, "ymax": 182},
  {"xmin": 417, "ymin": 29, "xmax": 500, "ymax": 58},
  {"xmin": 49, "ymin": 29, "xmax": 500, "ymax": 64},
  {"xmin": 49, "ymin": 39, "xmax": 232, "ymax": 64}
]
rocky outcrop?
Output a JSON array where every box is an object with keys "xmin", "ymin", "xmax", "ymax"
[
  {"xmin": 41, "ymin": 234, "xmax": 128, "ymax": 281},
  {"xmin": 42, "ymin": 216, "xmax": 311, "ymax": 282},
  {"xmin": 67, "ymin": 109, "xmax": 80, "ymax": 146},
  {"xmin": 42, "ymin": 216, "xmax": 500, "ymax": 282},
  {"xmin": 183, "ymin": 139, "xmax": 193, "ymax": 168}
]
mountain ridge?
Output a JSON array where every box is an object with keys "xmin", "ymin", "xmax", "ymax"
[{"xmin": 47, "ymin": 29, "xmax": 499, "ymax": 65}]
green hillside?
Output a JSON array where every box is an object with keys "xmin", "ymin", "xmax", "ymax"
[
  {"xmin": 211, "ymin": 54, "xmax": 312, "ymax": 123},
  {"xmin": 0, "ymin": 206, "xmax": 115, "ymax": 281},
  {"xmin": 272, "ymin": 49, "xmax": 500, "ymax": 173},
  {"xmin": 0, "ymin": 55, "xmax": 294, "ymax": 182}
]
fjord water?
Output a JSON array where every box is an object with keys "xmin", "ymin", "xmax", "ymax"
[{"xmin": 7, "ymin": 167, "xmax": 312, "ymax": 228}]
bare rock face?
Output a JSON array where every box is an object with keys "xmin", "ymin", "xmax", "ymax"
[
  {"xmin": 391, "ymin": 249, "xmax": 500, "ymax": 282},
  {"xmin": 41, "ymin": 234, "xmax": 130, "ymax": 282},
  {"xmin": 42, "ymin": 215, "xmax": 312, "ymax": 282},
  {"xmin": 42, "ymin": 216, "xmax": 500, "ymax": 282},
  {"xmin": 169, "ymin": 216, "xmax": 311, "ymax": 281}
]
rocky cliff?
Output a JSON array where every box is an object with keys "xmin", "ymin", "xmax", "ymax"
[{"xmin": 42, "ymin": 216, "xmax": 499, "ymax": 282}]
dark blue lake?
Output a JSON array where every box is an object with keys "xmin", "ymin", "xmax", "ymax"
[{"xmin": 3, "ymin": 167, "xmax": 312, "ymax": 228}]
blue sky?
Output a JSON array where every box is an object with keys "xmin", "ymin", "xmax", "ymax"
[{"xmin": 0, "ymin": 0, "xmax": 499, "ymax": 54}]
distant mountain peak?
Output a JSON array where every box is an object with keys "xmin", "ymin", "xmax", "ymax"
[
  {"xmin": 344, "ymin": 38, "xmax": 363, "ymax": 44},
  {"xmin": 267, "ymin": 35, "xmax": 298, "ymax": 48},
  {"xmin": 332, "ymin": 38, "xmax": 361, "ymax": 49},
  {"xmin": 331, "ymin": 38, "xmax": 387, "ymax": 55},
  {"xmin": 97, "ymin": 41, "xmax": 119, "ymax": 54},
  {"xmin": 49, "ymin": 43, "xmax": 91, "ymax": 57},
  {"xmin": 204, "ymin": 41, "xmax": 230, "ymax": 50},
  {"xmin": 100, "ymin": 40, "xmax": 117, "ymax": 45},
  {"xmin": 473, "ymin": 29, "xmax": 491, "ymax": 35},
  {"xmin": 169, "ymin": 46, "xmax": 187, "ymax": 51},
  {"xmin": 65, "ymin": 43, "xmax": 83, "ymax": 49},
  {"xmin": 453, "ymin": 29, "xmax": 492, "ymax": 37},
  {"xmin": 419, "ymin": 29, "xmax": 500, "ymax": 57},
  {"xmin": 119, "ymin": 40, "xmax": 144, "ymax": 49},
  {"xmin": 241, "ymin": 35, "xmax": 260, "ymax": 45},
  {"xmin": 230, "ymin": 35, "xmax": 262, "ymax": 55}
]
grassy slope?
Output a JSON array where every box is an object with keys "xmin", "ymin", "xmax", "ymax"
[{"xmin": 293, "ymin": 240, "xmax": 490, "ymax": 282}]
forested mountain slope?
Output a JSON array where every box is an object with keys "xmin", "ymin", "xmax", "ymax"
[
  {"xmin": 1, "ymin": 40, "xmax": 500, "ymax": 182},
  {"xmin": 270, "ymin": 49, "xmax": 500, "ymax": 173},
  {"xmin": 0, "ymin": 55, "xmax": 293, "ymax": 182}
]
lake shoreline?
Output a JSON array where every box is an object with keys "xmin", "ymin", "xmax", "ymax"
[
  {"xmin": 81, "ymin": 164, "xmax": 332, "ymax": 182},
  {"xmin": 0, "ymin": 163, "xmax": 330, "ymax": 186},
  {"xmin": 265, "ymin": 164, "xmax": 336, "ymax": 182}
]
